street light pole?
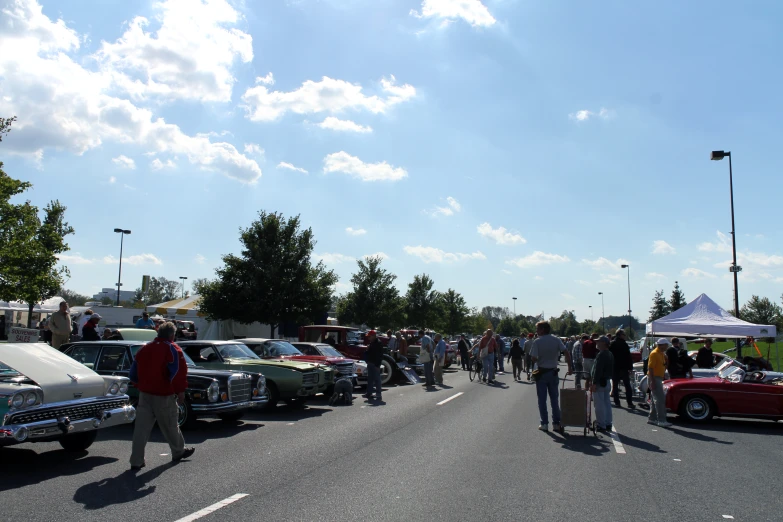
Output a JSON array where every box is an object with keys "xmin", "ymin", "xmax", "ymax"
[
  {"xmin": 711, "ymin": 150, "xmax": 742, "ymax": 357},
  {"xmin": 598, "ymin": 292, "xmax": 606, "ymax": 332},
  {"xmin": 512, "ymin": 297, "xmax": 517, "ymax": 317},
  {"xmin": 621, "ymin": 264, "xmax": 632, "ymax": 339},
  {"xmin": 180, "ymin": 276, "xmax": 188, "ymax": 299},
  {"xmin": 113, "ymin": 228, "xmax": 131, "ymax": 306}
]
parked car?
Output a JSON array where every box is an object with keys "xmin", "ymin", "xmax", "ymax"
[
  {"xmin": 178, "ymin": 341, "xmax": 334, "ymax": 409},
  {"xmin": 290, "ymin": 341, "xmax": 367, "ymax": 387},
  {"xmin": 0, "ymin": 342, "xmax": 135, "ymax": 451},
  {"xmin": 62, "ymin": 341, "xmax": 265, "ymax": 428},
  {"xmin": 634, "ymin": 355, "xmax": 743, "ymax": 396},
  {"xmin": 175, "ymin": 320, "xmax": 197, "ymax": 341},
  {"xmin": 664, "ymin": 364, "xmax": 783, "ymax": 422}
]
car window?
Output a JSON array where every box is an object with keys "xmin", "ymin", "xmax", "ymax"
[
  {"xmin": 218, "ymin": 343, "xmax": 260, "ymax": 360},
  {"xmin": 294, "ymin": 344, "xmax": 317, "ymax": 355},
  {"xmin": 182, "ymin": 345, "xmax": 220, "ymax": 363},
  {"xmin": 97, "ymin": 345, "xmax": 130, "ymax": 372},
  {"xmin": 69, "ymin": 344, "xmax": 101, "ymax": 369},
  {"xmin": 264, "ymin": 341, "xmax": 302, "ymax": 356}
]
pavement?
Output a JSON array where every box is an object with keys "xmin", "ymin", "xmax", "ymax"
[{"xmin": 1, "ymin": 363, "xmax": 780, "ymax": 522}]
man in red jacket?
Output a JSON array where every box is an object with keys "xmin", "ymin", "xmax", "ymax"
[{"xmin": 129, "ymin": 321, "xmax": 194, "ymax": 470}]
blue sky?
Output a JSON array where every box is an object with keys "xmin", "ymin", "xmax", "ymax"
[{"xmin": 1, "ymin": 0, "xmax": 782, "ymax": 323}]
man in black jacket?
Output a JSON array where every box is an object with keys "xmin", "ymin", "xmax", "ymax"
[
  {"xmin": 364, "ymin": 330, "xmax": 384, "ymax": 403},
  {"xmin": 609, "ymin": 329, "xmax": 635, "ymax": 409},
  {"xmin": 458, "ymin": 334, "xmax": 470, "ymax": 371}
]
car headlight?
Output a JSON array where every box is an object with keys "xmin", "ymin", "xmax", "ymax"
[
  {"xmin": 25, "ymin": 392, "xmax": 37, "ymax": 406},
  {"xmin": 108, "ymin": 382, "xmax": 120, "ymax": 395},
  {"xmin": 119, "ymin": 382, "xmax": 129, "ymax": 394},
  {"xmin": 11, "ymin": 393, "xmax": 24, "ymax": 408},
  {"xmin": 208, "ymin": 381, "xmax": 219, "ymax": 403}
]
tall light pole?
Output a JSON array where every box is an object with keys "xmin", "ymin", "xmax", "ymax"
[
  {"xmin": 512, "ymin": 297, "xmax": 517, "ymax": 317},
  {"xmin": 598, "ymin": 291, "xmax": 606, "ymax": 333},
  {"xmin": 711, "ymin": 150, "xmax": 742, "ymax": 357},
  {"xmin": 589, "ymin": 305, "xmax": 593, "ymax": 322},
  {"xmin": 113, "ymin": 228, "xmax": 131, "ymax": 306},
  {"xmin": 621, "ymin": 264, "xmax": 632, "ymax": 338},
  {"xmin": 179, "ymin": 276, "xmax": 188, "ymax": 299}
]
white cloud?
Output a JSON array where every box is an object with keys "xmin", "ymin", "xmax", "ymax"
[
  {"xmin": 112, "ymin": 155, "xmax": 136, "ymax": 169},
  {"xmin": 317, "ymin": 117, "xmax": 372, "ymax": 133},
  {"xmin": 151, "ymin": 158, "xmax": 176, "ymax": 170},
  {"xmin": 575, "ymin": 280, "xmax": 592, "ymax": 286},
  {"xmin": 569, "ymin": 108, "xmax": 614, "ymax": 121},
  {"xmin": 242, "ymin": 75, "xmax": 415, "ymax": 122},
  {"xmin": 561, "ymin": 293, "xmax": 575, "ymax": 300},
  {"xmin": 403, "ymin": 245, "xmax": 485, "ymax": 263},
  {"xmin": 697, "ymin": 231, "xmax": 731, "ymax": 253},
  {"xmin": 103, "ymin": 253, "xmax": 163, "ymax": 265},
  {"xmin": 323, "ymin": 151, "xmax": 407, "ymax": 182},
  {"xmin": 277, "ymin": 161, "xmax": 308, "ymax": 174},
  {"xmin": 346, "ymin": 227, "xmax": 367, "ymax": 236},
  {"xmin": 501, "ymin": 269, "xmax": 513, "ymax": 275},
  {"xmin": 652, "ymin": 240, "xmax": 676, "ymax": 255},
  {"xmin": 255, "ymin": 72, "xmax": 274, "ymax": 86},
  {"xmin": 582, "ymin": 257, "xmax": 630, "ymax": 271},
  {"xmin": 477, "ymin": 222, "xmax": 526, "ymax": 245},
  {"xmin": 410, "ymin": 0, "xmax": 496, "ymax": 28},
  {"xmin": 244, "ymin": 143, "xmax": 264, "ymax": 156},
  {"xmin": 645, "ymin": 272, "xmax": 666, "ymax": 280},
  {"xmin": 431, "ymin": 196, "xmax": 462, "ymax": 217},
  {"xmin": 0, "ymin": 0, "xmax": 262, "ymax": 183},
  {"xmin": 194, "ymin": 254, "xmax": 206, "ymax": 264},
  {"xmin": 109, "ymin": 176, "xmax": 117, "ymax": 184},
  {"xmin": 94, "ymin": 0, "xmax": 253, "ymax": 103},
  {"xmin": 314, "ymin": 253, "xmax": 355, "ymax": 264},
  {"xmin": 57, "ymin": 253, "xmax": 94, "ymax": 265},
  {"xmin": 363, "ymin": 252, "xmax": 389, "ymax": 261},
  {"xmin": 681, "ymin": 268, "xmax": 716, "ymax": 279},
  {"xmin": 506, "ymin": 252, "xmax": 570, "ymax": 269}
]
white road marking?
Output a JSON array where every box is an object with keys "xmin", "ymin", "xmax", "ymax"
[
  {"xmin": 286, "ymin": 422, "xmax": 295, "ymax": 425},
  {"xmin": 436, "ymin": 392, "xmax": 463, "ymax": 406},
  {"xmin": 609, "ymin": 426, "xmax": 626, "ymax": 454},
  {"xmin": 673, "ymin": 458, "xmax": 681, "ymax": 462},
  {"xmin": 722, "ymin": 516, "xmax": 734, "ymax": 519},
  {"xmin": 174, "ymin": 494, "xmax": 249, "ymax": 522}
]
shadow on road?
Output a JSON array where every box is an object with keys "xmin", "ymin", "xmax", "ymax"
[
  {"xmin": 667, "ymin": 426, "xmax": 733, "ymax": 445},
  {"xmin": 613, "ymin": 432, "xmax": 667, "ymax": 454},
  {"xmin": 548, "ymin": 432, "xmax": 612, "ymax": 456},
  {"xmin": 0, "ymin": 450, "xmax": 118, "ymax": 492},
  {"xmin": 671, "ymin": 418, "xmax": 782, "ymax": 435},
  {"xmin": 73, "ymin": 464, "xmax": 175, "ymax": 510},
  {"xmin": 99, "ymin": 419, "xmax": 263, "ymax": 444}
]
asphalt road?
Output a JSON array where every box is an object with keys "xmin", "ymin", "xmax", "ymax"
[{"xmin": 2, "ymin": 364, "xmax": 781, "ymax": 522}]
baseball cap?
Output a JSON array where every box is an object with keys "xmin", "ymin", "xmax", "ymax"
[
  {"xmin": 366, "ymin": 330, "xmax": 377, "ymax": 337},
  {"xmin": 598, "ymin": 335, "xmax": 611, "ymax": 345},
  {"xmin": 615, "ymin": 329, "xmax": 625, "ymax": 336},
  {"xmin": 527, "ymin": 333, "xmax": 534, "ymax": 338},
  {"xmin": 656, "ymin": 338, "xmax": 670, "ymax": 346},
  {"xmin": 91, "ymin": 313, "xmax": 102, "ymax": 321}
]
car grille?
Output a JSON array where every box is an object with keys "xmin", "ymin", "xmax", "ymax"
[
  {"xmin": 302, "ymin": 371, "xmax": 318, "ymax": 385},
  {"xmin": 334, "ymin": 362, "xmax": 354, "ymax": 377},
  {"xmin": 5, "ymin": 398, "xmax": 128, "ymax": 425},
  {"xmin": 228, "ymin": 375, "xmax": 252, "ymax": 402}
]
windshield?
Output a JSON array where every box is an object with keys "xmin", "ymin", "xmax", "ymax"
[
  {"xmin": 130, "ymin": 344, "xmax": 198, "ymax": 367},
  {"xmin": 315, "ymin": 345, "xmax": 343, "ymax": 357},
  {"xmin": 719, "ymin": 364, "xmax": 744, "ymax": 382},
  {"xmin": 0, "ymin": 361, "xmax": 20, "ymax": 376},
  {"xmin": 219, "ymin": 343, "xmax": 260, "ymax": 360},
  {"xmin": 266, "ymin": 341, "xmax": 303, "ymax": 356}
]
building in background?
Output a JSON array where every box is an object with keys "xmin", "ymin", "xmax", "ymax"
[{"xmin": 92, "ymin": 287, "xmax": 136, "ymax": 303}]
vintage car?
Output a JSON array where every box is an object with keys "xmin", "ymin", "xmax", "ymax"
[
  {"xmin": 292, "ymin": 342, "xmax": 368, "ymax": 387},
  {"xmin": 63, "ymin": 341, "xmax": 265, "ymax": 428},
  {"xmin": 178, "ymin": 341, "xmax": 333, "ymax": 409},
  {"xmin": 397, "ymin": 329, "xmax": 456, "ymax": 368},
  {"xmin": 664, "ymin": 364, "xmax": 783, "ymax": 422},
  {"xmin": 242, "ymin": 339, "xmax": 357, "ymax": 380},
  {"xmin": 299, "ymin": 325, "xmax": 421, "ymax": 385},
  {"xmin": 0, "ymin": 342, "xmax": 135, "ymax": 451}
]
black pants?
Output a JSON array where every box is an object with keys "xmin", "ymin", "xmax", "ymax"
[
  {"xmin": 612, "ymin": 371, "xmax": 633, "ymax": 405},
  {"xmin": 460, "ymin": 351, "xmax": 470, "ymax": 370}
]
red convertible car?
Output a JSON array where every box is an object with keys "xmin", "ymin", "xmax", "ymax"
[{"xmin": 664, "ymin": 364, "xmax": 783, "ymax": 422}]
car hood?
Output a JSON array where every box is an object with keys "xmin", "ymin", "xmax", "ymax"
[
  {"xmin": 188, "ymin": 366, "xmax": 257, "ymax": 379},
  {"xmin": 0, "ymin": 343, "xmax": 106, "ymax": 403},
  {"xmin": 227, "ymin": 359, "xmax": 322, "ymax": 372}
]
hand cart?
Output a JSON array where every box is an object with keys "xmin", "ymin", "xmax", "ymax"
[{"xmin": 558, "ymin": 371, "xmax": 596, "ymax": 437}]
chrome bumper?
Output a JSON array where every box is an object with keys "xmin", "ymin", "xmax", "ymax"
[
  {"xmin": 0, "ymin": 405, "xmax": 135, "ymax": 445},
  {"xmin": 252, "ymin": 389, "xmax": 270, "ymax": 408},
  {"xmin": 191, "ymin": 401, "xmax": 254, "ymax": 413}
]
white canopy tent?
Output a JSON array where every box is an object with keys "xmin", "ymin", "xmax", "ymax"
[
  {"xmin": 0, "ymin": 296, "xmax": 65, "ymax": 313},
  {"xmin": 646, "ymin": 293, "xmax": 777, "ymax": 338}
]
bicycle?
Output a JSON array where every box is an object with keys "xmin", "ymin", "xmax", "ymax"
[{"xmin": 468, "ymin": 356, "xmax": 483, "ymax": 382}]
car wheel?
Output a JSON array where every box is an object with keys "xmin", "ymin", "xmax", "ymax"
[
  {"xmin": 285, "ymin": 397, "xmax": 307, "ymax": 408},
  {"xmin": 218, "ymin": 411, "xmax": 245, "ymax": 423},
  {"xmin": 679, "ymin": 395, "xmax": 714, "ymax": 422},
  {"xmin": 59, "ymin": 431, "xmax": 97, "ymax": 452},
  {"xmin": 380, "ymin": 357, "xmax": 395, "ymax": 385},
  {"xmin": 262, "ymin": 382, "xmax": 280, "ymax": 411},
  {"xmin": 178, "ymin": 401, "xmax": 197, "ymax": 430}
]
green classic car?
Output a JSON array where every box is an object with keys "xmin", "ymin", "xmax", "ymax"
[{"xmin": 178, "ymin": 341, "xmax": 334, "ymax": 409}]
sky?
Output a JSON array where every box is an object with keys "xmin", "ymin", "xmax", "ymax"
[{"xmin": 1, "ymin": 0, "xmax": 782, "ymax": 324}]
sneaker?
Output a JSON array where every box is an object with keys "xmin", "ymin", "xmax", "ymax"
[
  {"xmin": 172, "ymin": 447, "xmax": 195, "ymax": 462},
  {"xmin": 647, "ymin": 419, "xmax": 656, "ymax": 425},
  {"xmin": 130, "ymin": 463, "xmax": 145, "ymax": 471},
  {"xmin": 613, "ymin": 401, "xmax": 621, "ymax": 407},
  {"xmin": 552, "ymin": 423, "xmax": 562, "ymax": 431},
  {"xmin": 627, "ymin": 403, "xmax": 636, "ymax": 409},
  {"xmin": 538, "ymin": 424, "xmax": 549, "ymax": 431},
  {"xmin": 657, "ymin": 421, "xmax": 673, "ymax": 428}
]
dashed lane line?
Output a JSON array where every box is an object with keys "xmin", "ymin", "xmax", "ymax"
[
  {"xmin": 609, "ymin": 426, "xmax": 626, "ymax": 454},
  {"xmin": 173, "ymin": 494, "xmax": 249, "ymax": 522},
  {"xmin": 436, "ymin": 392, "xmax": 464, "ymax": 406}
]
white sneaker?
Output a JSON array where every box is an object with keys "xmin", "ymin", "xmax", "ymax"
[
  {"xmin": 538, "ymin": 424, "xmax": 549, "ymax": 431},
  {"xmin": 657, "ymin": 421, "xmax": 673, "ymax": 428}
]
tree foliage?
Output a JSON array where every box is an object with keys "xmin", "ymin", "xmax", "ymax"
[
  {"xmin": 335, "ymin": 256, "xmax": 404, "ymax": 330},
  {"xmin": 199, "ymin": 211, "xmax": 336, "ymax": 336},
  {"xmin": 740, "ymin": 295, "xmax": 783, "ymax": 329},
  {"xmin": 669, "ymin": 281, "xmax": 686, "ymax": 311},
  {"xmin": 480, "ymin": 305, "xmax": 512, "ymax": 330},
  {"xmin": 133, "ymin": 276, "xmax": 184, "ymax": 305},
  {"xmin": 191, "ymin": 277, "xmax": 211, "ymax": 296},
  {"xmin": 405, "ymin": 274, "xmax": 441, "ymax": 329},
  {"xmin": 649, "ymin": 289, "xmax": 672, "ymax": 321},
  {"xmin": 440, "ymin": 288, "xmax": 469, "ymax": 335},
  {"xmin": 58, "ymin": 287, "xmax": 91, "ymax": 306}
]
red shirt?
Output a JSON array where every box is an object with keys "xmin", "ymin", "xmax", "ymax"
[
  {"xmin": 129, "ymin": 338, "xmax": 188, "ymax": 396},
  {"xmin": 582, "ymin": 339, "xmax": 598, "ymax": 359},
  {"xmin": 480, "ymin": 337, "xmax": 496, "ymax": 353}
]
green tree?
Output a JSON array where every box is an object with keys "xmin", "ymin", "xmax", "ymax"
[
  {"xmin": 440, "ymin": 288, "xmax": 469, "ymax": 336},
  {"xmin": 669, "ymin": 281, "xmax": 686, "ymax": 311},
  {"xmin": 405, "ymin": 274, "xmax": 441, "ymax": 329},
  {"xmin": 497, "ymin": 316, "xmax": 518, "ymax": 337},
  {"xmin": 741, "ymin": 295, "xmax": 783, "ymax": 329},
  {"xmin": 191, "ymin": 277, "xmax": 210, "ymax": 296},
  {"xmin": 464, "ymin": 310, "xmax": 491, "ymax": 335},
  {"xmin": 133, "ymin": 276, "xmax": 185, "ymax": 304},
  {"xmin": 199, "ymin": 211, "xmax": 337, "ymax": 337},
  {"xmin": 58, "ymin": 288, "xmax": 90, "ymax": 306},
  {"xmin": 335, "ymin": 256, "xmax": 404, "ymax": 329},
  {"xmin": 480, "ymin": 305, "xmax": 511, "ymax": 331},
  {"xmin": 649, "ymin": 289, "xmax": 672, "ymax": 321}
]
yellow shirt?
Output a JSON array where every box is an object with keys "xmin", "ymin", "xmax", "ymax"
[{"xmin": 648, "ymin": 347, "xmax": 667, "ymax": 378}]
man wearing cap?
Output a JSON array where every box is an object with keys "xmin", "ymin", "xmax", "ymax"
[
  {"xmin": 136, "ymin": 311, "xmax": 156, "ymax": 329},
  {"xmin": 609, "ymin": 329, "xmax": 635, "ymax": 409},
  {"xmin": 530, "ymin": 321, "xmax": 573, "ymax": 431},
  {"xmin": 581, "ymin": 334, "xmax": 598, "ymax": 388},
  {"xmin": 591, "ymin": 336, "xmax": 614, "ymax": 431},
  {"xmin": 648, "ymin": 338, "xmax": 672, "ymax": 427},
  {"xmin": 49, "ymin": 301, "xmax": 72, "ymax": 349},
  {"xmin": 572, "ymin": 334, "xmax": 587, "ymax": 389},
  {"xmin": 364, "ymin": 330, "xmax": 384, "ymax": 402},
  {"xmin": 458, "ymin": 334, "xmax": 471, "ymax": 371},
  {"xmin": 82, "ymin": 314, "xmax": 101, "ymax": 341}
]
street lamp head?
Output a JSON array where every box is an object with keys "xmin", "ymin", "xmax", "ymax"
[
  {"xmin": 598, "ymin": 292, "xmax": 603, "ymax": 295},
  {"xmin": 113, "ymin": 228, "xmax": 123, "ymax": 233},
  {"xmin": 621, "ymin": 264, "xmax": 629, "ymax": 269},
  {"xmin": 124, "ymin": 229, "xmax": 131, "ymax": 234},
  {"xmin": 513, "ymin": 297, "xmax": 517, "ymax": 300},
  {"xmin": 710, "ymin": 150, "xmax": 730, "ymax": 161},
  {"xmin": 114, "ymin": 228, "xmax": 131, "ymax": 234}
]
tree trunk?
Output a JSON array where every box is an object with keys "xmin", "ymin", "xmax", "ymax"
[
  {"xmin": 27, "ymin": 303, "xmax": 34, "ymax": 328},
  {"xmin": 270, "ymin": 323, "xmax": 277, "ymax": 339}
]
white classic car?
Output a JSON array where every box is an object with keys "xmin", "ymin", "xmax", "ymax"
[{"xmin": 0, "ymin": 342, "xmax": 136, "ymax": 451}]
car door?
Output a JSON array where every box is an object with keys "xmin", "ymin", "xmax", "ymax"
[
  {"xmin": 95, "ymin": 345, "xmax": 131, "ymax": 377},
  {"xmin": 66, "ymin": 343, "xmax": 102, "ymax": 370}
]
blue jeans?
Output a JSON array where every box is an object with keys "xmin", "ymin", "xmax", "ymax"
[
  {"xmin": 367, "ymin": 363, "xmax": 382, "ymax": 399},
  {"xmin": 497, "ymin": 352, "xmax": 505, "ymax": 372},
  {"xmin": 593, "ymin": 382, "xmax": 612, "ymax": 428},
  {"xmin": 481, "ymin": 354, "xmax": 494, "ymax": 380},
  {"xmin": 535, "ymin": 370, "xmax": 561, "ymax": 426},
  {"xmin": 423, "ymin": 360, "xmax": 434, "ymax": 386}
]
